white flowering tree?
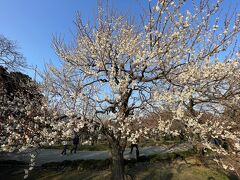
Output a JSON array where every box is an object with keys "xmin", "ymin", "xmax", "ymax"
[
  {"xmin": 0, "ymin": 66, "xmax": 52, "ymax": 151},
  {"xmin": 43, "ymin": 0, "xmax": 240, "ymax": 178},
  {"xmin": 1, "ymin": 0, "xmax": 240, "ymax": 179},
  {"xmin": 0, "ymin": 66, "xmax": 65, "ymax": 178}
]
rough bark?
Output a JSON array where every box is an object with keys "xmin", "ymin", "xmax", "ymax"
[{"xmin": 110, "ymin": 140, "xmax": 125, "ymax": 180}]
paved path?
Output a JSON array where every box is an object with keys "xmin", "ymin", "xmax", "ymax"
[{"xmin": 0, "ymin": 143, "xmax": 191, "ymax": 166}]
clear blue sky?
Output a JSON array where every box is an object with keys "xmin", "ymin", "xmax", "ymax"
[
  {"xmin": 0, "ymin": 0, "xmax": 239, "ymax": 79},
  {"xmin": 0, "ymin": 0, "xmax": 144, "ymax": 78}
]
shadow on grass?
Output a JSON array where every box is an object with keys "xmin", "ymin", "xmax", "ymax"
[{"xmin": 0, "ymin": 149, "xmax": 238, "ymax": 180}]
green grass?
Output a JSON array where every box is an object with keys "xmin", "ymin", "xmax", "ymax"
[
  {"xmin": 0, "ymin": 164, "xmax": 231, "ymax": 180},
  {"xmin": 41, "ymin": 159, "xmax": 111, "ymax": 171},
  {"xmin": 135, "ymin": 163, "xmax": 230, "ymax": 180},
  {"xmin": 138, "ymin": 138, "xmax": 186, "ymax": 148},
  {"xmin": 29, "ymin": 170, "xmax": 111, "ymax": 180},
  {"xmin": 31, "ymin": 160, "xmax": 233, "ymax": 180},
  {"xmin": 0, "ymin": 150, "xmax": 237, "ymax": 180},
  {"xmin": 134, "ymin": 148, "xmax": 196, "ymax": 164}
]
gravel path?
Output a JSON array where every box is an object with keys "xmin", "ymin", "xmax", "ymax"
[{"xmin": 0, "ymin": 143, "xmax": 191, "ymax": 166}]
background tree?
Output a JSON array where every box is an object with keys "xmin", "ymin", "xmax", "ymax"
[
  {"xmin": 0, "ymin": 66, "xmax": 56, "ymax": 178},
  {"xmin": 0, "ymin": 66, "xmax": 47, "ymax": 151},
  {"xmin": 0, "ymin": 35, "xmax": 27, "ymax": 71}
]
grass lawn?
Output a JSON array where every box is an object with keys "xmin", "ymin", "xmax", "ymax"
[
  {"xmin": 27, "ymin": 165, "xmax": 229, "ymax": 180},
  {"xmin": 0, "ymin": 151, "xmax": 237, "ymax": 180},
  {"xmin": 133, "ymin": 162, "xmax": 230, "ymax": 180},
  {"xmin": 26, "ymin": 159, "xmax": 233, "ymax": 180},
  {"xmin": 1, "ymin": 163, "xmax": 230, "ymax": 180}
]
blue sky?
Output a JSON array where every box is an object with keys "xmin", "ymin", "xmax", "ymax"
[
  {"xmin": 0, "ymin": 0, "xmax": 144, "ymax": 78},
  {"xmin": 0, "ymin": 0, "xmax": 239, "ymax": 79}
]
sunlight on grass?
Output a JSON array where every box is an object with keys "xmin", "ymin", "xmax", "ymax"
[
  {"xmin": 28, "ymin": 163, "xmax": 229, "ymax": 180},
  {"xmin": 137, "ymin": 164, "xmax": 229, "ymax": 180}
]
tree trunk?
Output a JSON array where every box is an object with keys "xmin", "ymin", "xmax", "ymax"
[{"xmin": 110, "ymin": 140, "xmax": 125, "ymax": 180}]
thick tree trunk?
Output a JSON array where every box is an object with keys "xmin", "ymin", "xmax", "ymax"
[{"xmin": 110, "ymin": 140, "xmax": 125, "ymax": 180}]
